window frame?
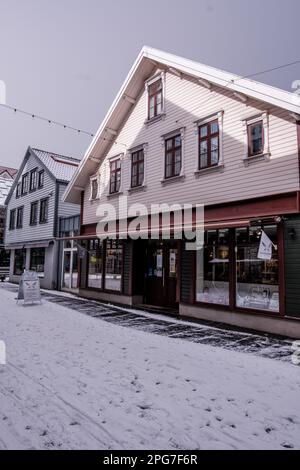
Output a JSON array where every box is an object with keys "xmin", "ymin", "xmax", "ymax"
[
  {"xmin": 131, "ymin": 149, "xmax": 145, "ymax": 188},
  {"xmin": 21, "ymin": 173, "xmax": 29, "ymax": 195},
  {"xmin": 29, "ymin": 168, "xmax": 38, "ymax": 192},
  {"xmin": 38, "ymin": 170, "xmax": 44, "ymax": 189},
  {"xmin": 147, "ymin": 77, "xmax": 163, "ymax": 120},
  {"xmin": 9, "ymin": 209, "xmax": 16, "ymax": 230},
  {"xmin": 16, "ymin": 183, "xmax": 21, "ymax": 199},
  {"xmin": 16, "ymin": 206, "xmax": 24, "ymax": 229},
  {"xmin": 109, "ymin": 158, "xmax": 121, "ymax": 195},
  {"xmin": 247, "ymin": 120, "xmax": 264, "ymax": 158},
  {"xmin": 30, "ymin": 201, "xmax": 38, "ymax": 226},
  {"xmin": 90, "ymin": 176, "xmax": 99, "ymax": 200},
  {"xmin": 164, "ymin": 134, "xmax": 182, "ymax": 179},
  {"xmin": 30, "ymin": 247, "xmax": 46, "ymax": 276},
  {"xmin": 39, "ymin": 197, "xmax": 49, "ymax": 224},
  {"xmin": 198, "ymin": 119, "xmax": 220, "ymax": 170}
]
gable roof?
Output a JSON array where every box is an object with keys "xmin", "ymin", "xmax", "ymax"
[
  {"xmin": 32, "ymin": 148, "xmax": 80, "ymax": 182},
  {"xmin": 0, "ymin": 166, "xmax": 18, "ymax": 179},
  {"xmin": 5, "ymin": 147, "xmax": 80, "ymax": 206},
  {"xmin": 64, "ymin": 46, "xmax": 300, "ymax": 204}
]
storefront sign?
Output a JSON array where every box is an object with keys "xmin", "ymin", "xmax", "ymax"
[{"xmin": 17, "ymin": 271, "xmax": 41, "ymax": 304}]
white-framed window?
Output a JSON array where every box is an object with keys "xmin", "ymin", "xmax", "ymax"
[
  {"xmin": 90, "ymin": 175, "xmax": 99, "ymax": 200},
  {"xmin": 242, "ymin": 112, "xmax": 270, "ymax": 163},
  {"xmin": 161, "ymin": 128, "xmax": 186, "ymax": 182},
  {"xmin": 128, "ymin": 143, "xmax": 148, "ymax": 190},
  {"xmin": 194, "ymin": 111, "xmax": 224, "ymax": 173},
  {"xmin": 107, "ymin": 154, "xmax": 123, "ymax": 196},
  {"xmin": 145, "ymin": 72, "xmax": 165, "ymax": 121}
]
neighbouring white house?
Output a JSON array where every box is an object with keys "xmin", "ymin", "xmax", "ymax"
[
  {"xmin": 63, "ymin": 46, "xmax": 300, "ymax": 338},
  {"xmin": 5, "ymin": 147, "xmax": 80, "ymax": 289},
  {"xmin": 0, "ymin": 165, "xmax": 18, "ymax": 278}
]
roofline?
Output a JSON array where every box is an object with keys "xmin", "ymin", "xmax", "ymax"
[
  {"xmin": 4, "ymin": 146, "xmax": 79, "ymax": 205},
  {"xmin": 64, "ymin": 46, "xmax": 300, "ymax": 203}
]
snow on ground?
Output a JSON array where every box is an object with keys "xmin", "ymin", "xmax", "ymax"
[{"xmin": 0, "ymin": 288, "xmax": 299, "ymax": 450}]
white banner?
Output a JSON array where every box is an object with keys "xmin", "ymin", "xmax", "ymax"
[{"xmin": 258, "ymin": 230, "xmax": 273, "ymax": 260}]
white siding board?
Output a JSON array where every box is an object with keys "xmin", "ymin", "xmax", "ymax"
[{"xmin": 82, "ymin": 71, "xmax": 299, "ymax": 226}]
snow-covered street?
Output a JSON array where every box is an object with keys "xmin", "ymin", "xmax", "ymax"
[{"xmin": 0, "ymin": 286, "xmax": 299, "ymax": 450}]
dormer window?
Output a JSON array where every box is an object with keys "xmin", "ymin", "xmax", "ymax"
[{"xmin": 148, "ymin": 78, "xmax": 163, "ymax": 120}]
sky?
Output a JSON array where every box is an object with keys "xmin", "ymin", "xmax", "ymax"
[{"xmin": 0, "ymin": 0, "xmax": 299, "ymax": 169}]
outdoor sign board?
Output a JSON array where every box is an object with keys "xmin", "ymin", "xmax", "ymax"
[{"xmin": 17, "ymin": 271, "xmax": 42, "ymax": 305}]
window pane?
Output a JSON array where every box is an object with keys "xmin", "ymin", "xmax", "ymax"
[
  {"xmin": 196, "ymin": 230, "xmax": 230, "ymax": 305},
  {"xmin": 200, "ymin": 140, "xmax": 208, "ymax": 168},
  {"xmin": 166, "ymin": 139, "xmax": 173, "ymax": 151},
  {"xmin": 30, "ymin": 248, "xmax": 45, "ymax": 275},
  {"xmin": 105, "ymin": 240, "xmax": 122, "ymax": 291},
  {"xmin": 166, "ymin": 165, "xmax": 172, "ymax": 178},
  {"xmin": 174, "ymin": 162, "xmax": 181, "ymax": 176},
  {"xmin": 88, "ymin": 240, "xmax": 103, "ymax": 289},
  {"xmin": 211, "ymin": 122, "xmax": 219, "ymax": 134},
  {"xmin": 14, "ymin": 249, "xmax": 26, "ymax": 276},
  {"xmin": 250, "ymin": 123, "xmax": 263, "ymax": 155},
  {"xmin": 175, "ymin": 135, "xmax": 181, "ymax": 147},
  {"xmin": 200, "ymin": 125, "xmax": 208, "ymax": 138},
  {"xmin": 175, "ymin": 148, "xmax": 181, "ymax": 162},
  {"xmin": 211, "ymin": 136, "xmax": 219, "ymax": 165},
  {"xmin": 236, "ymin": 225, "xmax": 279, "ymax": 312}
]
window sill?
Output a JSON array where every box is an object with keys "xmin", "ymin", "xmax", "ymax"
[
  {"xmin": 194, "ymin": 164, "xmax": 224, "ymax": 177},
  {"xmin": 161, "ymin": 174, "xmax": 185, "ymax": 186},
  {"xmin": 128, "ymin": 184, "xmax": 147, "ymax": 194},
  {"xmin": 243, "ymin": 153, "xmax": 270, "ymax": 166},
  {"xmin": 144, "ymin": 113, "xmax": 166, "ymax": 126},
  {"xmin": 107, "ymin": 191, "xmax": 123, "ymax": 199}
]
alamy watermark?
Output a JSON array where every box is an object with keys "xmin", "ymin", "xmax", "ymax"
[
  {"xmin": 0, "ymin": 340, "xmax": 6, "ymax": 365},
  {"xmin": 95, "ymin": 197, "xmax": 204, "ymax": 251},
  {"xmin": 0, "ymin": 80, "xmax": 6, "ymax": 105}
]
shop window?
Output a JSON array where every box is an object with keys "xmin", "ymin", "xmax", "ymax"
[
  {"xmin": 14, "ymin": 249, "xmax": 26, "ymax": 275},
  {"xmin": 87, "ymin": 239, "xmax": 103, "ymax": 289},
  {"xmin": 105, "ymin": 240, "xmax": 122, "ymax": 292},
  {"xmin": 236, "ymin": 225, "xmax": 279, "ymax": 312},
  {"xmin": 196, "ymin": 229, "xmax": 230, "ymax": 305},
  {"xmin": 30, "ymin": 248, "xmax": 45, "ymax": 275}
]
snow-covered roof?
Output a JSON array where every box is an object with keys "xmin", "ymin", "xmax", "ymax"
[
  {"xmin": 4, "ymin": 147, "xmax": 81, "ymax": 206},
  {"xmin": 0, "ymin": 176, "xmax": 15, "ymax": 206},
  {"xmin": 0, "ymin": 166, "xmax": 18, "ymax": 179},
  {"xmin": 32, "ymin": 148, "xmax": 80, "ymax": 183},
  {"xmin": 64, "ymin": 46, "xmax": 300, "ymax": 204}
]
